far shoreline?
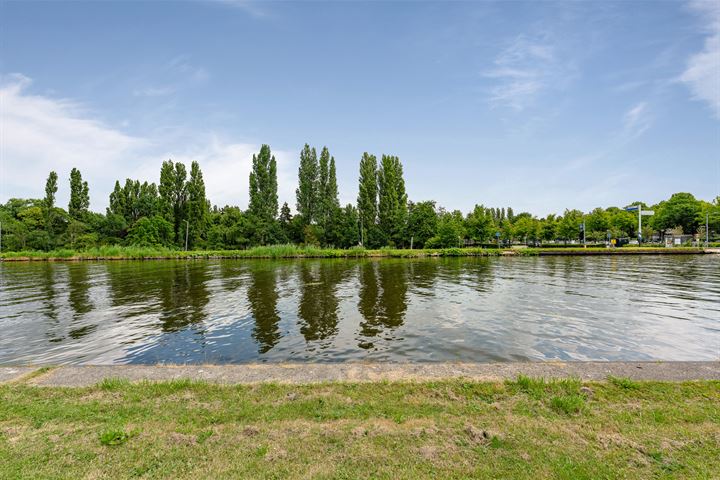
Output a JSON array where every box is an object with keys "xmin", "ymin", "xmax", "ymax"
[{"xmin": 0, "ymin": 245, "xmax": 714, "ymax": 262}]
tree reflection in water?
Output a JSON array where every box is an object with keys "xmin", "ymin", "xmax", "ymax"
[
  {"xmin": 297, "ymin": 261, "xmax": 352, "ymax": 343},
  {"xmin": 247, "ymin": 262, "xmax": 281, "ymax": 353},
  {"xmin": 358, "ymin": 259, "xmax": 408, "ymax": 348}
]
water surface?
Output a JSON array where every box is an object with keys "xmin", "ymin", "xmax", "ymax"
[{"xmin": 1, "ymin": 255, "xmax": 718, "ymax": 364}]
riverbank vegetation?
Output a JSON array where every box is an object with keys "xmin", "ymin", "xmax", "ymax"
[
  {"xmin": 1, "ymin": 378, "xmax": 717, "ymax": 479},
  {"xmin": 1, "ymin": 144, "xmax": 718, "ymax": 254},
  {"xmin": 0, "ymin": 244, "xmax": 708, "ymax": 260}
]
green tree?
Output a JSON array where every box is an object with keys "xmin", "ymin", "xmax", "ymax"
[
  {"xmin": 513, "ymin": 216, "xmax": 540, "ymax": 244},
  {"xmin": 357, "ymin": 153, "xmax": 378, "ymax": 247},
  {"xmin": 158, "ymin": 160, "xmax": 188, "ymax": 245},
  {"xmin": 318, "ymin": 148, "xmax": 341, "ymax": 245},
  {"xmin": 295, "ymin": 144, "xmax": 318, "ymax": 224},
  {"xmin": 43, "ymin": 171, "xmax": 58, "ymax": 243},
  {"xmin": 465, "ymin": 205, "xmax": 495, "ymax": 243},
  {"xmin": 248, "ymin": 144, "xmax": 279, "ymax": 244},
  {"xmin": 539, "ymin": 215, "xmax": 558, "ymax": 242},
  {"xmin": 556, "ymin": 209, "xmax": 584, "ymax": 243},
  {"xmin": 378, "ymin": 155, "xmax": 407, "ymax": 247},
  {"xmin": 44, "ymin": 171, "xmax": 58, "ymax": 211},
  {"xmin": 108, "ymin": 180, "xmax": 125, "ymax": 219},
  {"xmin": 697, "ymin": 197, "xmax": 720, "ymax": 239},
  {"xmin": 335, "ymin": 204, "xmax": 360, "ymax": 248},
  {"xmin": 652, "ymin": 192, "xmax": 702, "ymax": 234},
  {"xmin": 127, "ymin": 215, "xmax": 175, "ymax": 247},
  {"xmin": 407, "ymin": 201, "xmax": 438, "ymax": 248},
  {"xmin": 186, "ymin": 161, "xmax": 209, "ymax": 248},
  {"xmin": 427, "ymin": 209, "xmax": 465, "ymax": 248},
  {"xmin": 68, "ymin": 168, "xmax": 89, "ymax": 219}
]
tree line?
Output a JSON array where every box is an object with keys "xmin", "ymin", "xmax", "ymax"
[{"xmin": 1, "ymin": 144, "xmax": 718, "ymax": 252}]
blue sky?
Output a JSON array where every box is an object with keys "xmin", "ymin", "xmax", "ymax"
[{"xmin": 1, "ymin": 0, "xmax": 718, "ymax": 216}]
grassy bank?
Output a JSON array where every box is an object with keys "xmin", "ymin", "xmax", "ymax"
[
  {"xmin": 0, "ymin": 244, "xmax": 707, "ymax": 261},
  {"xmin": 0, "ymin": 377, "xmax": 717, "ymax": 479}
]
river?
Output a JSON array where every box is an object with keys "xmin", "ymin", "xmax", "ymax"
[{"xmin": 1, "ymin": 255, "xmax": 718, "ymax": 364}]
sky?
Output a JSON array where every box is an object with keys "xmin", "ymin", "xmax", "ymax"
[{"xmin": 0, "ymin": 0, "xmax": 718, "ymax": 217}]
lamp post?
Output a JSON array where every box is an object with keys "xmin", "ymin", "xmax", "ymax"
[{"xmin": 184, "ymin": 220, "xmax": 190, "ymax": 252}]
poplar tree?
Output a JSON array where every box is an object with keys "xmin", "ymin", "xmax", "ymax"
[
  {"xmin": 158, "ymin": 159, "xmax": 188, "ymax": 244},
  {"xmin": 378, "ymin": 155, "xmax": 407, "ymax": 247},
  {"xmin": 318, "ymin": 147, "xmax": 330, "ymax": 224},
  {"xmin": 317, "ymin": 147, "xmax": 340, "ymax": 231},
  {"xmin": 187, "ymin": 161, "xmax": 209, "ymax": 247},
  {"xmin": 68, "ymin": 168, "xmax": 89, "ymax": 219},
  {"xmin": 249, "ymin": 145, "xmax": 279, "ymax": 243},
  {"xmin": 44, "ymin": 171, "xmax": 58, "ymax": 210},
  {"xmin": 108, "ymin": 180, "xmax": 125, "ymax": 218},
  {"xmin": 295, "ymin": 144, "xmax": 318, "ymax": 224},
  {"xmin": 44, "ymin": 171, "xmax": 58, "ymax": 240},
  {"xmin": 357, "ymin": 153, "xmax": 378, "ymax": 246}
]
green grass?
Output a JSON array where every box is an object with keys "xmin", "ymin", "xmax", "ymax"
[
  {"xmin": 1, "ymin": 378, "xmax": 718, "ymax": 479},
  {"xmin": 0, "ymin": 244, "xmax": 707, "ymax": 261}
]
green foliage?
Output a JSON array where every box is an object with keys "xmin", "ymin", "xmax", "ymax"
[
  {"xmin": 652, "ymin": 192, "xmax": 701, "ymax": 234},
  {"xmin": 556, "ymin": 209, "xmax": 583, "ymax": 242},
  {"xmin": 68, "ymin": 168, "xmax": 90, "ymax": 219},
  {"xmin": 158, "ymin": 159, "xmax": 188, "ymax": 244},
  {"xmin": 608, "ymin": 376, "xmax": 640, "ymax": 390},
  {"xmin": 186, "ymin": 161, "xmax": 209, "ymax": 249},
  {"xmin": 427, "ymin": 209, "xmax": 465, "ymax": 248},
  {"xmin": 357, "ymin": 152, "xmax": 378, "ymax": 247},
  {"xmin": 407, "ymin": 201, "xmax": 438, "ymax": 248},
  {"xmin": 377, "ymin": 155, "xmax": 408, "ymax": 247},
  {"xmin": 2, "ymin": 148, "xmax": 714, "ymax": 254},
  {"xmin": 44, "ymin": 171, "xmax": 58, "ymax": 210},
  {"xmin": 248, "ymin": 145, "xmax": 279, "ymax": 243},
  {"xmin": 99, "ymin": 429, "xmax": 129, "ymax": 446},
  {"xmin": 126, "ymin": 216, "xmax": 174, "ymax": 247},
  {"xmin": 465, "ymin": 205, "xmax": 495, "ymax": 243},
  {"xmin": 295, "ymin": 144, "xmax": 318, "ymax": 224}
]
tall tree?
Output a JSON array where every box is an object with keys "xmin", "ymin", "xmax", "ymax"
[
  {"xmin": 378, "ymin": 155, "xmax": 407, "ymax": 247},
  {"xmin": 108, "ymin": 180, "xmax": 125, "ymax": 218},
  {"xmin": 317, "ymin": 147, "xmax": 340, "ymax": 237},
  {"xmin": 249, "ymin": 145, "xmax": 279, "ymax": 243},
  {"xmin": 357, "ymin": 153, "xmax": 378, "ymax": 247},
  {"xmin": 186, "ymin": 161, "xmax": 209, "ymax": 248},
  {"xmin": 158, "ymin": 160, "xmax": 188, "ymax": 244},
  {"xmin": 43, "ymin": 171, "xmax": 58, "ymax": 246},
  {"xmin": 295, "ymin": 144, "xmax": 318, "ymax": 224},
  {"xmin": 44, "ymin": 171, "xmax": 58, "ymax": 210},
  {"xmin": 68, "ymin": 168, "xmax": 89, "ymax": 219}
]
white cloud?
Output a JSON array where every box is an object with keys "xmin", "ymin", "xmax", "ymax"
[
  {"xmin": 622, "ymin": 102, "xmax": 652, "ymax": 139},
  {"xmin": 484, "ymin": 35, "xmax": 566, "ymax": 111},
  {"xmin": 681, "ymin": 0, "xmax": 720, "ymax": 117},
  {"xmin": 209, "ymin": 0, "xmax": 268, "ymax": 17},
  {"xmin": 136, "ymin": 137, "xmax": 297, "ymax": 210},
  {"xmin": 1, "ymin": 74, "xmax": 146, "ymax": 207},
  {"xmin": 0, "ymin": 74, "xmax": 297, "ymax": 212},
  {"xmin": 133, "ymin": 86, "xmax": 176, "ymax": 97}
]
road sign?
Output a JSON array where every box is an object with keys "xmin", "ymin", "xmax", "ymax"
[
  {"xmin": 641, "ymin": 210, "xmax": 654, "ymax": 215},
  {"xmin": 625, "ymin": 205, "xmax": 639, "ymax": 212}
]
